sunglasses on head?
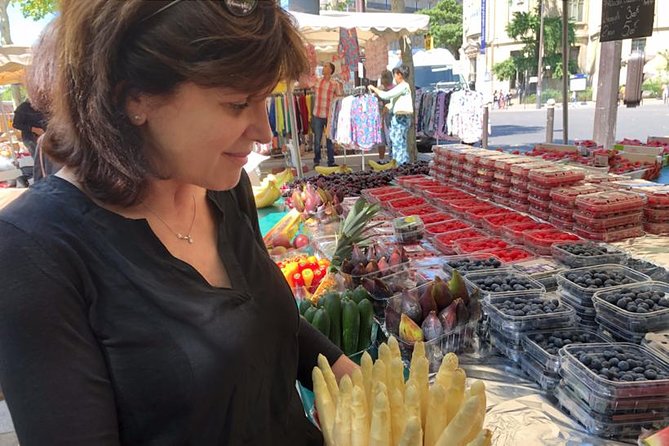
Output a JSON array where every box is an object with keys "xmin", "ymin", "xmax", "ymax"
[{"xmin": 142, "ymin": 0, "xmax": 258, "ymax": 22}]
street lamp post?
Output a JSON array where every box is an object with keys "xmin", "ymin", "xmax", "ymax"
[
  {"xmin": 536, "ymin": 0, "xmax": 545, "ymax": 109},
  {"xmin": 562, "ymin": 0, "xmax": 569, "ymax": 144}
]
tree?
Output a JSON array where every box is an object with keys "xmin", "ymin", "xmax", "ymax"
[
  {"xmin": 492, "ymin": 59, "xmax": 516, "ymax": 81},
  {"xmin": 493, "ymin": 8, "xmax": 576, "ymax": 84},
  {"xmin": 13, "ymin": 0, "xmax": 56, "ymax": 20},
  {"xmin": 418, "ymin": 0, "xmax": 463, "ymax": 59}
]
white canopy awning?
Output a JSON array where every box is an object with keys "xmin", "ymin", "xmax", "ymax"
[
  {"xmin": 0, "ymin": 46, "xmax": 31, "ymax": 86},
  {"xmin": 290, "ymin": 11, "xmax": 430, "ymax": 53}
]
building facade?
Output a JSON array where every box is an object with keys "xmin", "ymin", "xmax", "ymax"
[{"xmin": 462, "ymin": 0, "xmax": 669, "ymax": 100}]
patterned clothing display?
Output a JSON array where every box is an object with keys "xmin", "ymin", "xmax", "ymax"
[
  {"xmin": 268, "ymin": 92, "xmax": 313, "ymax": 137},
  {"xmin": 313, "ymin": 78, "xmax": 339, "ymax": 119},
  {"xmin": 415, "ymin": 90, "xmax": 452, "ymax": 140},
  {"xmin": 390, "ymin": 114, "xmax": 411, "ymax": 165},
  {"xmin": 447, "ymin": 90, "xmax": 485, "ymax": 144},
  {"xmin": 364, "ymin": 37, "xmax": 389, "ymax": 81},
  {"xmin": 328, "ymin": 94, "xmax": 382, "ymax": 151},
  {"xmin": 338, "ymin": 28, "xmax": 360, "ymax": 74},
  {"xmin": 335, "ymin": 96, "xmax": 354, "ymax": 146}
]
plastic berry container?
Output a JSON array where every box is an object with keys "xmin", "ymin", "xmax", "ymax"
[
  {"xmin": 480, "ymin": 154, "xmax": 515, "ymax": 168},
  {"xmin": 522, "ymin": 327, "xmax": 612, "ymax": 375},
  {"xmin": 527, "ymin": 183, "xmax": 554, "ymax": 200},
  {"xmin": 509, "ymin": 198, "xmax": 530, "ymax": 213},
  {"xmin": 509, "ymin": 176, "xmax": 530, "ymax": 189},
  {"xmin": 419, "ymin": 212, "xmax": 453, "ymax": 226},
  {"xmin": 387, "ymin": 196, "xmax": 426, "ymax": 211},
  {"xmin": 482, "ymin": 213, "xmax": 536, "ymax": 235},
  {"xmin": 520, "ymin": 352, "xmax": 561, "ymax": 391},
  {"xmin": 362, "ymin": 185, "xmax": 403, "ymax": 199},
  {"xmin": 556, "ymin": 265, "xmax": 651, "ymax": 305},
  {"xmin": 445, "ymin": 198, "xmax": 489, "ymax": 216},
  {"xmin": 494, "ymin": 157, "xmax": 534, "ymax": 172},
  {"xmin": 492, "ymin": 194, "xmax": 511, "ymax": 206},
  {"xmin": 475, "ymin": 167, "xmax": 495, "ymax": 179},
  {"xmin": 396, "ymin": 174, "xmax": 429, "ymax": 187},
  {"xmin": 550, "ymin": 184, "xmax": 602, "ymax": 207},
  {"xmin": 554, "ymin": 385, "xmax": 669, "ymax": 437},
  {"xmin": 491, "ymin": 182, "xmax": 511, "ymax": 195},
  {"xmin": 592, "ymin": 282, "xmax": 669, "ymax": 333},
  {"xmin": 644, "ymin": 207, "xmax": 669, "ymax": 222},
  {"xmin": 392, "ymin": 215, "xmax": 425, "ymax": 245},
  {"xmin": 510, "ymin": 161, "xmax": 554, "ymax": 178},
  {"xmin": 502, "ymin": 221, "xmax": 555, "ymax": 245},
  {"xmin": 596, "ymin": 315, "xmax": 652, "ymax": 344},
  {"xmin": 551, "ymin": 242, "xmax": 626, "ymax": 269},
  {"xmin": 465, "ymin": 206, "xmax": 513, "ymax": 226},
  {"xmin": 423, "ymin": 188, "xmax": 472, "ymax": 202},
  {"xmin": 528, "ymin": 167, "xmax": 586, "ymax": 188},
  {"xmin": 485, "ymin": 247, "xmax": 536, "ymax": 264},
  {"xmin": 523, "ymin": 229, "xmax": 580, "ymax": 255},
  {"xmin": 512, "ymin": 257, "xmax": 565, "ymax": 292},
  {"xmin": 493, "ymin": 171, "xmax": 513, "ymax": 184},
  {"xmin": 644, "ymin": 221, "xmax": 669, "ymax": 235},
  {"xmin": 573, "ymin": 211, "xmax": 644, "ymax": 231},
  {"xmin": 528, "ymin": 206, "xmax": 551, "ymax": 222},
  {"xmin": 527, "ymin": 194, "xmax": 552, "ymax": 210},
  {"xmin": 370, "ymin": 190, "xmax": 413, "ymax": 204},
  {"xmin": 455, "ymin": 237, "xmax": 511, "ymax": 255},
  {"xmin": 625, "ymin": 258, "xmax": 669, "ymax": 283},
  {"xmin": 490, "ymin": 328, "xmax": 524, "ymax": 360},
  {"xmin": 509, "ymin": 187, "xmax": 529, "ymax": 201},
  {"xmin": 549, "ymin": 215, "xmax": 574, "ymax": 231},
  {"xmin": 424, "ymin": 220, "xmax": 470, "ymax": 237},
  {"xmin": 399, "ymin": 204, "xmax": 441, "ymax": 217},
  {"xmin": 549, "ymin": 202, "xmax": 576, "ymax": 220},
  {"xmin": 640, "ymin": 185, "xmax": 669, "ymax": 208},
  {"xmin": 559, "ymin": 343, "xmax": 669, "ymax": 400},
  {"xmin": 442, "ymin": 253, "xmax": 505, "ymax": 275},
  {"xmin": 574, "ymin": 191, "xmax": 647, "ymax": 215},
  {"xmin": 433, "ymin": 228, "xmax": 486, "ymax": 255},
  {"xmin": 574, "ymin": 225, "xmax": 645, "ymax": 242},
  {"xmin": 465, "ymin": 269, "xmax": 546, "ymax": 301}
]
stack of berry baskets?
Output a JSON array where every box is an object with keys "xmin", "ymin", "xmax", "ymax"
[
  {"xmin": 551, "ymin": 242, "xmax": 627, "ymax": 269},
  {"xmin": 512, "ymin": 257, "xmax": 566, "ymax": 292},
  {"xmin": 464, "ymin": 205, "xmax": 514, "ymax": 227},
  {"xmin": 592, "ymin": 282, "xmax": 669, "ymax": 343},
  {"xmin": 501, "ymin": 221, "xmax": 556, "ymax": 245},
  {"xmin": 555, "ymin": 265, "xmax": 651, "ymax": 328},
  {"xmin": 438, "ymin": 197, "xmax": 488, "ymax": 217},
  {"xmin": 424, "ymin": 219, "xmax": 470, "ymax": 239},
  {"xmin": 361, "ymin": 186, "xmax": 407, "ymax": 204},
  {"xmin": 640, "ymin": 185, "xmax": 669, "ymax": 235},
  {"xmin": 386, "ymin": 196, "xmax": 427, "ymax": 215},
  {"xmin": 441, "ymin": 253, "xmax": 506, "ymax": 276},
  {"xmin": 548, "ymin": 183, "xmax": 602, "ymax": 230},
  {"xmin": 395, "ymin": 174, "xmax": 430, "ymax": 188},
  {"xmin": 624, "ymin": 257, "xmax": 669, "ymax": 283},
  {"xmin": 520, "ymin": 327, "xmax": 611, "ymax": 391},
  {"xmin": 481, "ymin": 212, "xmax": 536, "ymax": 235},
  {"xmin": 454, "ymin": 236, "xmax": 511, "ymax": 255},
  {"xmin": 522, "ymin": 228, "xmax": 581, "ymax": 256},
  {"xmin": 432, "ymin": 228, "xmax": 487, "ymax": 255},
  {"xmin": 556, "ymin": 343, "xmax": 669, "ymax": 438},
  {"xmin": 402, "ymin": 178, "xmax": 442, "ymax": 194},
  {"xmin": 573, "ymin": 191, "xmax": 647, "ymax": 242},
  {"xmin": 526, "ymin": 167, "xmax": 586, "ymax": 221}
]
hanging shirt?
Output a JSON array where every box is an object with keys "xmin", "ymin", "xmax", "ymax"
[
  {"xmin": 335, "ymin": 96, "xmax": 354, "ymax": 146},
  {"xmin": 351, "ymin": 94, "xmax": 383, "ymax": 150},
  {"xmin": 338, "ymin": 29, "xmax": 360, "ymax": 74},
  {"xmin": 313, "ymin": 78, "xmax": 340, "ymax": 119}
]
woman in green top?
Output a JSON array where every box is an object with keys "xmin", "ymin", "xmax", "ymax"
[{"xmin": 369, "ymin": 65, "xmax": 413, "ymax": 165}]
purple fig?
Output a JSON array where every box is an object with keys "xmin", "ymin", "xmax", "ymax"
[
  {"xmin": 365, "ymin": 260, "xmax": 379, "ymax": 275},
  {"xmin": 341, "ymin": 259, "xmax": 354, "ymax": 275},
  {"xmin": 456, "ymin": 299, "xmax": 470, "ymax": 327},
  {"xmin": 467, "ymin": 298, "xmax": 482, "ymax": 322},
  {"xmin": 401, "ymin": 290, "xmax": 422, "ymax": 324},
  {"xmin": 439, "ymin": 300, "xmax": 459, "ymax": 333},
  {"xmin": 351, "ymin": 244, "xmax": 366, "ymax": 266},
  {"xmin": 385, "ymin": 298, "xmax": 402, "ymax": 334},
  {"xmin": 431, "ymin": 276, "xmax": 454, "ymax": 310},
  {"xmin": 372, "ymin": 278, "xmax": 393, "ymax": 299},
  {"xmin": 378, "ymin": 256, "xmax": 389, "ymax": 272},
  {"xmin": 362, "ymin": 278, "xmax": 376, "ymax": 295},
  {"xmin": 421, "ymin": 311, "xmax": 443, "ymax": 341},
  {"xmin": 418, "ymin": 283, "xmax": 438, "ymax": 320},
  {"xmin": 351, "ymin": 263, "xmax": 367, "ymax": 277},
  {"xmin": 400, "ymin": 314, "xmax": 424, "ymax": 343}
]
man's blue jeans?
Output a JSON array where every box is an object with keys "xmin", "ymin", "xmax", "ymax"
[{"xmin": 311, "ymin": 116, "xmax": 335, "ymax": 166}]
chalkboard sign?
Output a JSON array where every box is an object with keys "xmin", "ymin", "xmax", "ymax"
[{"xmin": 601, "ymin": 0, "xmax": 655, "ymax": 43}]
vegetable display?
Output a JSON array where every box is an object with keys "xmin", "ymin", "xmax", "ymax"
[{"xmin": 313, "ymin": 338, "xmax": 491, "ymax": 446}]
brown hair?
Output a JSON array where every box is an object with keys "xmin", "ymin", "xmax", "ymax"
[
  {"xmin": 49, "ymin": 0, "xmax": 309, "ymax": 206},
  {"xmin": 26, "ymin": 20, "xmax": 57, "ymax": 115}
]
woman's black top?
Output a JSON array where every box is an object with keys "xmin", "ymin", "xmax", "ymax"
[{"xmin": 0, "ymin": 172, "xmax": 341, "ymax": 445}]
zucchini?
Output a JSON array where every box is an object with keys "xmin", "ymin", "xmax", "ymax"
[
  {"xmin": 312, "ymin": 308, "xmax": 331, "ymax": 338},
  {"xmin": 320, "ymin": 293, "xmax": 342, "ymax": 348},
  {"xmin": 299, "ymin": 299, "xmax": 313, "ymax": 316},
  {"xmin": 342, "ymin": 299, "xmax": 361, "ymax": 356},
  {"xmin": 357, "ymin": 299, "xmax": 374, "ymax": 351},
  {"xmin": 304, "ymin": 306, "xmax": 318, "ymax": 324},
  {"xmin": 351, "ymin": 286, "xmax": 371, "ymax": 304}
]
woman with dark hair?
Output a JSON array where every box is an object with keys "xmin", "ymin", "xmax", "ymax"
[
  {"xmin": 0, "ymin": 1, "xmax": 355, "ymax": 445},
  {"xmin": 368, "ymin": 65, "xmax": 413, "ymax": 165}
]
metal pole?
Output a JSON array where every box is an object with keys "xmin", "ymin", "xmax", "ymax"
[
  {"xmin": 536, "ymin": 0, "xmax": 545, "ymax": 109},
  {"xmin": 562, "ymin": 0, "xmax": 569, "ymax": 144},
  {"xmin": 546, "ymin": 104, "xmax": 554, "ymax": 143},
  {"xmin": 286, "ymin": 88, "xmax": 304, "ymax": 178},
  {"xmin": 482, "ymin": 105, "xmax": 489, "ymax": 149}
]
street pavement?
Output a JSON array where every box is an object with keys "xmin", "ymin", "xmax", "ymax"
[{"xmin": 489, "ymin": 100, "xmax": 669, "ymax": 150}]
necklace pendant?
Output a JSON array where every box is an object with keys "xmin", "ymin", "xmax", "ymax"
[{"xmin": 177, "ymin": 233, "xmax": 194, "ymax": 244}]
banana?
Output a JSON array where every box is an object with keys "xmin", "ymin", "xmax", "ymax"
[
  {"xmin": 369, "ymin": 159, "xmax": 397, "ymax": 171},
  {"xmin": 253, "ymin": 180, "xmax": 281, "ymax": 208},
  {"xmin": 275, "ymin": 168, "xmax": 294, "ymax": 187},
  {"xmin": 315, "ymin": 166, "xmax": 341, "ymax": 175}
]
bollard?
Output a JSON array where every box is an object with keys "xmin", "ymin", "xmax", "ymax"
[
  {"xmin": 546, "ymin": 102, "xmax": 555, "ymax": 144},
  {"xmin": 482, "ymin": 105, "xmax": 489, "ymax": 149}
]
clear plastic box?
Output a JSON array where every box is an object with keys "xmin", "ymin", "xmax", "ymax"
[
  {"xmin": 574, "ymin": 191, "xmax": 647, "ymax": 215},
  {"xmin": 484, "ymin": 295, "xmax": 575, "ymax": 339},
  {"xmin": 555, "ymin": 386, "xmax": 669, "ymax": 438},
  {"xmin": 527, "ymin": 183, "xmax": 553, "ymax": 199},
  {"xmin": 549, "ymin": 215, "xmax": 574, "ymax": 231},
  {"xmin": 519, "ymin": 352, "xmax": 561, "ymax": 391},
  {"xmin": 438, "ymin": 198, "xmax": 487, "ymax": 215},
  {"xmin": 550, "ymin": 183, "xmax": 602, "ymax": 207},
  {"xmin": 492, "ymin": 194, "xmax": 511, "ymax": 206},
  {"xmin": 490, "ymin": 328, "xmax": 523, "ymax": 361},
  {"xmin": 529, "ymin": 206, "xmax": 551, "ymax": 222},
  {"xmin": 560, "ymin": 289, "xmax": 598, "ymax": 318},
  {"xmin": 592, "ymin": 282, "xmax": 669, "ymax": 333},
  {"xmin": 480, "ymin": 154, "xmax": 517, "ymax": 168},
  {"xmin": 573, "ymin": 211, "xmax": 644, "ymax": 230},
  {"xmin": 494, "ymin": 157, "xmax": 535, "ymax": 172},
  {"xmin": 493, "ymin": 171, "xmax": 513, "ymax": 184},
  {"xmin": 442, "ymin": 254, "xmax": 505, "ymax": 275},
  {"xmin": 502, "ymin": 221, "xmax": 556, "ymax": 245},
  {"xmin": 528, "ymin": 167, "xmax": 586, "ymax": 187},
  {"xmin": 491, "ymin": 182, "xmax": 511, "ymax": 195},
  {"xmin": 509, "ymin": 187, "xmax": 529, "ymax": 200},
  {"xmin": 465, "ymin": 206, "xmax": 513, "ymax": 226},
  {"xmin": 527, "ymin": 194, "xmax": 552, "ymax": 209},
  {"xmin": 522, "ymin": 327, "xmax": 611, "ymax": 374},
  {"xmin": 512, "ymin": 257, "xmax": 565, "ymax": 279},
  {"xmin": 387, "ymin": 196, "xmax": 426, "ymax": 211},
  {"xmin": 369, "ymin": 190, "xmax": 414, "ymax": 204},
  {"xmin": 419, "ymin": 212, "xmax": 453, "ymax": 226},
  {"xmin": 523, "ymin": 229, "xmax": 580, "ymax": 256},
  {"xmin": 549, "ymin": 201, "xmax": 576, "ymax": 220},
  {"xmin": 454, "ymin": 237, "xmax": 511, "ymax": 255},
  {"xmin": 556, "ymin": 265, "xmax": 651, "ymax": 304},
  {"xmin": 510, "ymin": 161, "xmax": 554, "ymax": 178},
  {"xmin": 464, "ymin": 269, "xmax": 546, "ymax": 300},
  {"xmin": 509, "ymin": 198, "xmax": 530, "ymax": 213},
  {"xmin": 475, "ymin": 167, "xmax": 495, "ymax": 179},
  {"xmin": 424, "ymin": 220, "xmax": 470, "ymax": 237},
  {"xmin": 482, "ymin": 213, "xmax": 536, "ymax": 235},
  {"xmin": 625, "ymin": 257, "xmax": 669, "ymax": 283},
  {"xmin": 559, "ymin": 343, "xmax": 669, "ymax": 401},
  {"xmin": 509, "ymin": 176, "xmax": 530, "ymax": 189},
  {"xmin": 361, "ymin": 186, "xmax": 403, "ymax": 199},
  {"xmin": 404, "ymin": 179, "xmax": 442, "ymax": 193},
  {"xmin": 398, "ymin": 204, "xmax": 440, "ymax": 217},
  {"xmin": 644, "ymin": 207, "xmax": 669, "ymax": 222},
  {"xmin": 551, "ymin": 242, "xmax": 626, "ymax": 268},
  {"xmin": 644, "ymin": 221, "xmax": 669, "ymax": 235},
  {"xmin": 393, "ymin": 216, "xmax": 425, "ymax": 244},
  {"xmin": 433, "ymin": 228, "xmax": 487, "ymax": 255},
  {"xmin": 574, "ymin": 225, "xmax": 645, "ymax": 242},
  {"xmin": 596, "ymin": 315, "xmax": 648, "ymax": 344},
  {"xmin": 486, "ymin": 247, "xmax": 536, "ymax": 264},
  {"xmin": 424, "ymin": 188, "xmax": 473, "ymax": 202}
]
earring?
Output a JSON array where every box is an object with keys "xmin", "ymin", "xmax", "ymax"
[{"xmin": 132, "ymin": 115, "xmax": 144, "ymax": 123}]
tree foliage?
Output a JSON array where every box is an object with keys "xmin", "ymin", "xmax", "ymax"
[
  {"xmin": 499, "ymin": 8, "xmax": 576, "ymax": 81},
  {"xmin": 419, "ymin": 0, "xmax": 463, "ymax": 59},
  {"xmin": 492, "ymin": 59, "xmax": 516, "ymax": 81},
  {"xmin": 13, "ymin": 0, "xmax": 56, "ymax": 20}
]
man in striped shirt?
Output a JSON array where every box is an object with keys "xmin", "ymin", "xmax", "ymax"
[{"xmin": 312, "ymin": 63, "xmax": 341, "ymax": 167}]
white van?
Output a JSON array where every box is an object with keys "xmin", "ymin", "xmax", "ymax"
[{"xmin": 387, "ymin": 48, "xmax": 467, "ymax": 90}]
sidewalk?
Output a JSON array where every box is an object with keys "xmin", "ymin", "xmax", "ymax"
[{"xmin": 493, "ymin": 97, "xmax": 668, "ymax": 113}]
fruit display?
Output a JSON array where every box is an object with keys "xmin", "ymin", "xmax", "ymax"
[
  {"xmin": 522, "ymin": 328, "xmax": 611, "ymax": 374},
  {"xmin": 393, "ymin": 216, "xmax": 425, "ymax": 244},
  {"xmin": 522, "ymin": 229, "xmax": 580, "ymax": 255},
  {"xmin": 551, "ymin": 242, "xmax": 626, "ymax": 268},
  {"xmin": 425, "ymin": 220, "xmax": 471, "ymax": 237},
  {"xmin": 485, "ymin": 247, "xmax": 535, "ymax": 264},
  {"xmin": 339, "ymin": 242, "xmax": 409, "ymax": 284},
  {"xmin": 433, "ymin": 228, "xmax": 486, "ymax": 255},
  {"xmin": 571, "ymin": 191, "xmax": 647, "ymax": 241},
  {"xmin": 442, "ymin": 255, "xmax": 504, "ymax": 274},
  {"xmin": 388, "ymin": 196, "xmax": 427, "ymax": 211},
  {"xmin": 368, "ymin": 159, "xmax": 398, "ymax": 171},
  {"xmin": 454, "ymin": 237, "xmax": 510, "ymax": 255},
  {"xmin": 288, "ymin": 182, "xmax": 345, "ymax": 219},
  {"xmin": 464, "ymin": 207, "xmax": 514, "ymax": 227},
  {"xmin": 436, "ymin": 198, "xmax": 487, "ymax": 216},
  {"xmin": 550, "ymin": 184, "xmax": 602, "ymax": 207},
  {"xmin": 501, "ymin": 221, "xmax": 555, "ymax": 245},
  {"xmin": 481, "ymin": 213, "xmax": 535, "ymax": 235},
  {"xmin": 299, "ymin": 287, "xmax": 376, "ymax": 356},
  {"xmin": 592, "ymin": 282, "xmax": 669, "ymax": 335},
  {"xmin": 419, "ymin": 212, "xmax": 453, "ymax": 226},
  {"xmin": 277, "ymin": 254, "xmax": 330, "ymax": 295},
  {"xmin": 464, "ymin": 270, "xmax": 545, "ymax": 298},
  {"xmin": 312, "ymin": 341, "xmax": 491, "ymax": 446},
  {"xmin": 574, "ymin": 191, "xmax": 647, "ymax": 215}
]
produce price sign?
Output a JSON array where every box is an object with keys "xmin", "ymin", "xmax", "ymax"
[{"xmin": 600, "ymin": 0, "xmax": 655, "ymax": 43}]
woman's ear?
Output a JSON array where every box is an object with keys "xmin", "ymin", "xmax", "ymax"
[{"xmin": 124, "ymin": 89, "xmax": 150, "ymax": 127}]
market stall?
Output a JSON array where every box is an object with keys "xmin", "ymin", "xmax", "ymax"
[{"xmin": 263, "ymin": 147, "xmax": 669, "ymax": 445}]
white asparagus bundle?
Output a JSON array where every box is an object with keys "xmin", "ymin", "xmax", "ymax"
[{"xmin": 312, "ymin": 337, "xmax": 489, "ymax": 446}]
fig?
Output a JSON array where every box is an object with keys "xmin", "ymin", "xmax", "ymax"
[
  {"xmin": 399, "ymin": 314, "xmax": 424, "ymax": 343},
  {"xmin": 421, "ymin": 311, "xmax": 443, "ymax": 341},
  {"xmin": 351, "ymin": 263, "xmax": 367, "ymax": 277},
  {"xmin": 378, "ymin": 256, "xmax": 389, "ymax": 272},
  {"xmin": 439, "ymin": 300, "xmax": 458, "ymax": 333},
  {"xmin": 448, "ymin": 270, "xmax": 469, "ymax": 303},
  {"xmin": 455, "ymin": 299, "xmax": 469, "ymax": 327},
  {"xmin": 385, "ymin": 298, "xmax": 402, "ymax": 334},
  {"xmin": 389, "ymin": 248, "xmax": 402, "ymax": 266},
  {"xmin": 418, "ymin": 283, "xmax": 438, "ymax": 320},
  {"xmin": 431, "ymin": 276, "xmax": 453, "ymax": 310},
  {"xmin": 351, "ymin": 244, "xmax": 366, "ymax": 266},
  {"xmin": 467, "ymin": 298, "xmax": 482, "ymax": 322},
  {"xmin": 340, "ymin": 259, "xmax": 354, "ymax": 275},
  {"xmin": 365, "ymin": 260, "xmax": 379, "ymax": 275},
  {"xmin": 372, "ymin": 278, "xmax": 393, "ymax": 299},
  {"xmin": 400, "ymin": 290, "xmax": 422, "ymax": 324}
]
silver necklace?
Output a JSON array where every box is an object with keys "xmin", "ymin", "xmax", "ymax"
[{"xmin": 143, "ymin": 195, "xmax": 197, "ymax": 244}]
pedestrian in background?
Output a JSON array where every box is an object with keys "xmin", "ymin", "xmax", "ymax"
[
  {"xmin": 312, "ymin": 62, "xmax": 341, "ymax": 168},
  {"xmin": 377, "ymin": 69, "xmax": 394, "ymax": 163},
  {"xmin": 662, "ymin": 83, "xmax": 669, "ymax": 105}
]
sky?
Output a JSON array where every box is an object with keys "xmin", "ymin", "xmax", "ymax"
[{"xmin": 7, "ymin": 3, "xmax": 54, "ymax": 46}]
